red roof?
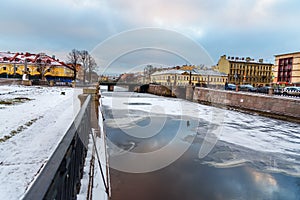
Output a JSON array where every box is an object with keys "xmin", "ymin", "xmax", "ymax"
[{"xmin": 0, "ymin": 51, "xmax": 71, "ymax": 69}]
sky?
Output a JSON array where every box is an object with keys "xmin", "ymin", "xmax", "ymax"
[{"xmin": 1, "ymin": 0, "xmax": 300, "ymax": 73}]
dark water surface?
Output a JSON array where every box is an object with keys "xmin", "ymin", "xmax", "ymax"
[{"xmin": 102, "ymin": 93, "xmax": 300, "ymax": 200}]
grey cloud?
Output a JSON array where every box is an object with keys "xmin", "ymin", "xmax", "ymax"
[{"xmin": 1, "ymin": 0, "xmax": 299, "ymax": 67}]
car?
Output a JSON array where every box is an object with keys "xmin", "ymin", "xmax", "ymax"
[
  {"xmin": 225, "ymin": 83, "xmax": 236, "ymax": 90},
  {"xmin": 239, "ymin": 84, "xmax": 257, "ymax": 92},
  {"xmin": 273, "ymin": 87, "xmax": 283, "ymax": 95},
  {"xmin": 282, "ymin": 86, "xmax": 300, "ymax": 96},
  {"xmin": 257, "ymin": 86, "xmax": 272, "ymax": 94}
]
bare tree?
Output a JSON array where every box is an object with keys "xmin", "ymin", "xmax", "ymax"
[
  {"xmin": 87, "ymin": 55, "xmax": 97, "ymax": 83},
  {"xmin": 79, "ymin": 50, "xmax": 97, "ymax": 83},
  {"xmin": 67, "ymin": 49, "xmax": 80, "ymax": 81},
  {"xmin": 144, "ymin": 65, "xmax": 155, "ymax": 83},
  {"xmin": 36, "ymin": 58, "xmax": 48, "ymax": 81},
  {"xmin": 80, "ymin": 50, "xmax": 89, "ymax": 84}
]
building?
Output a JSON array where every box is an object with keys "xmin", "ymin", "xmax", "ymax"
[
  {"xmin": 273, "ymin": 52, "xmax": 300, "ymax": 86},
  {"xmin": 194, "ymin": 69, "xmax": 228, "ymax": 87},
  {"xmin": 216, "ymin": 55, "xmax": 273, "ymax": 86},
  {"xmin": 150, "ymin": 67, "xmax": 227, "ymax": 87},
  {"xmin": 0, "ymin": 51, "xmax": 74, "ymax": 83}
]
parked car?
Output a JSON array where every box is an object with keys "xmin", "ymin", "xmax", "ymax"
[
  {"xmin": 282, "ymin": 86, "xmax": 300, "ymax": 96},
  {"xmin": 257, "ymin": 86, "xmax": 272, "ymax": 94},
  {"xmin": 273, "ymin": 87, "xmax": 283, "ymax": 95},
  {"xmin": 225, "ymin": 83, "xmax": 236, "ymax": 91},
  {"xmin": 239, "ymin": 84, "xmax": 257, "ymax": 92}
]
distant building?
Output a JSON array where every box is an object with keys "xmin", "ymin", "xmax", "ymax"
[
  {"xmin": 114, "ymin": 72, "xmax": 145, "ymax": 84},
  {"xmin": 273, "ymin": 52, "xmax": 300, "ymax": 86},
  {"xmin": 99, "ymin": 75, "xmax": 109, "ymax": 82},
  {"xmin": 119, "ymin": 73, "xmax": 136, "ymax": 83},
  {"xmin": 74, "ymin": 63, "xmax": 99, "ymax": 83},
  {"xmin": 216, "ymin": 55, "xmax": 273, "ymax": 86},
  {"xmin": 0, "ymin": 51, "xmax": 74, "ymax": 83},
  {"xmin": 68, "ymin": 63, "xmax": 82, "ymax": 80},
  {"xmin": 150, "ymin": 67, "xmax": 227, "ymax": 87}
]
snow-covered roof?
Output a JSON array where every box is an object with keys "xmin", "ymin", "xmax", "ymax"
[
  {"xmin": 152, "ymin": 69, "xmax": 227, "ymax": 76},
  {"xmin": 0, "ymin": 51, "xmax": 71, "ymax": 69},
  {"xmin": 152, "ymin": 69, "xmax": 189, "ymax": 76},
  {"xmin": 193, "ymin": 69, "xmax": 227, "ymax": 76}
]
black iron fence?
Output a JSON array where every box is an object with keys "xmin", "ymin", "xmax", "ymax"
[{"xmin": 23, "ymin": 95, "xmax": 91, "ymax": 200}]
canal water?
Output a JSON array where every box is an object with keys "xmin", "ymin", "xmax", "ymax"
[{"xmin": 101, "ymin": 90, "xmax": 300, "ymax": 200}]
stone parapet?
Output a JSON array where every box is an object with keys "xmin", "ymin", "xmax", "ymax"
[
  {"xmin": 193, "ymin": 87, "xmax": 300, "ymax": 122},
  {"xmin": 79, "ymin": 85, "xmax": 101, "ymax": 132}
]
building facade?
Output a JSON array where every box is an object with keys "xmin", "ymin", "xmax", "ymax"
[
  {"xmin": 216, "ymin": 55, "xmax": 273, "ymax": 86},
  {"xmin": 273, "ymin": 52, "xmax": 300, "ymax": 86},
  {"xmin": 151, "ymin": 68, "xmax": 227, "ymax": 87},
  {"xmin": 0, "ymin": 52, "xmax": 74, "ymax": 82}
]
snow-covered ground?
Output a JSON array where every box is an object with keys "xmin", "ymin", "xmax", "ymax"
[
  {"xmin": 0, "ymin": 85, "xmax": 82, "ymax": 199},
  {"xmin": 101, "ymin": 88, "xmax": 300, "ymax": 176}
]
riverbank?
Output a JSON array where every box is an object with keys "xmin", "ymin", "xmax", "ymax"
[
  {"xmin": 0, "ymin": 85, "xmax": 82, "ymax": 199},
  {"xmin": 142, "ymin": 84, "xmax": 300, "ymax": 123}
]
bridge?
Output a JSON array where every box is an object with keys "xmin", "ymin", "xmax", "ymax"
[{"xmin": 99, "ymin": 81, "xmax": 143, "ymax": 92}]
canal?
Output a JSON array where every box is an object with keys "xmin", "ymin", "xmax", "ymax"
[{"xmin": 101, "ymin": 89, "xmax": 300, "ymax": 200}]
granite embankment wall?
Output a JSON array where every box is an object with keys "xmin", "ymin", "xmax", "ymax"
[
  {"xmin": 193, "ymin": 87, "xmax": 300, "ymax": 121},
  {"xmin": 147, "ymin": 84, "xmax": 187, "ymax": 99},
  {"xmin": 146, "ymin": 84, "xmax": 300, "ymax": 122}
]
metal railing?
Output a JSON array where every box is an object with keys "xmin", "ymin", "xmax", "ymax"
[{"xmin": 23, "ymin": 95, "xmax": 91, "ymax": 200}]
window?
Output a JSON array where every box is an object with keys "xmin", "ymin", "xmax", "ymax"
[{"xmin": 3, "ymin": 66, "xmax": 7, "ymax": 71}]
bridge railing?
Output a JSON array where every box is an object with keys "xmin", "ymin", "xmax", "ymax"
[{"xmin": 22, "ymin": 95, "xmax": 91, "ymax": 200}]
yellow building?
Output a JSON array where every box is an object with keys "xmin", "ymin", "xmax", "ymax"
[
  {"xmin": 151, "ymin": 68, "xmax": 227, "ymax": 87},
  {"xmin": 273, "ymin": 52, "xmax": 300, "ymax": 86},
  {"xmin": 0, "ymin": 52, "xmax": 74, "ymax": 82},
  {"xmin": 216, "ymin": 55, "xmax": 273, "ymax": 86}
]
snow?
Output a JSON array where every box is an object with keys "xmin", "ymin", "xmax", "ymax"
[
  {"xmin": 151, "ymin": 69, "xmax": 187, "ymax": 76},
  {"xmin": 151, "ymin": 69, "xmax": 226, "ymax": 76},
  {"xmin": 101, "ymin": 88, "xmax": 300, "ymax": 176},
  {"xmin": 101, "ymin": 90, "xmax": 300, "ymax": 155},
  {"xmin": 91, "ymin": 133, "xmax": 110, "ymax": 199},
  {"xmin": 77, "ymin": 90, "xmax": 110, "ymax": 200},
  {"xmin": 77, "ymin": 129, "xmax": 110, "ymax": 200},
  {"xmin": 0, "ymin": 52, "xmax": 64, "ymax": 65},
  {"xmin": 0, "ymin": 85, "xmax": 82, "ymax": 200},
  {"xmin": 77, "ymin": 136, "xmax": 94, "ymax": 200}
]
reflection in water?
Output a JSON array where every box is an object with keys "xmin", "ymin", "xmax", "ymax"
[{"xmin": 104, "ymin": 109, "xmax": 300, "ymax": 200}]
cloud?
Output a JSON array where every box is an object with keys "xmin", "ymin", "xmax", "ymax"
[
  {"xmin": 1, "ymin": 0, "xmax": 300, "ymax": 68},
  {"xmin": 104, "ymin": 0, "xmax": 285, "ymax": 32}
]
